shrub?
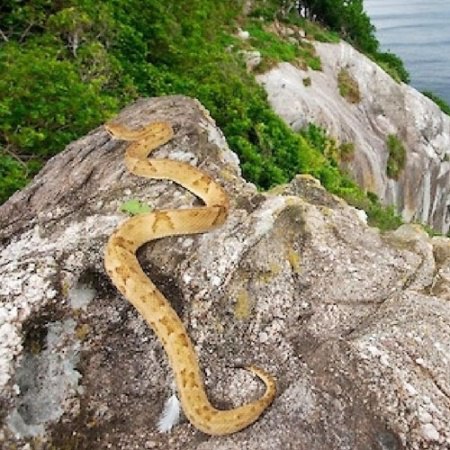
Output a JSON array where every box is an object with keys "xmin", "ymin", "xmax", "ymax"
[
  {"xmin": 373, "ymin": 51, "xmax": 410, "ymax": 83},
  {"xmin": 422, "ymin": 91, "xmax": 450, "ymax": 116},
  {"xmin": 337, "ymin": 68, "xmax": 361, "ymax": 103},
  {"xmin": 386, "ymin": 134, "xmax": 406, "ymax": 179},
  {"xmin": 339, "ymin": 141, "xmax": 355, "ymax": 162},
  {"xmin": 244, "ymin": 21, "xmax": 321, "ymax": 72},
  {"xmin": 0, "ymin": 152, "xmax": 29, "ymax": 204}
]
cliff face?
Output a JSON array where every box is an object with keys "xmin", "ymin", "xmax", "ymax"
[
  {"xmin": 1, "ymin": 97, "xmax": 450, "ymax": 449},
  {"xmin": 257, "ymin": 40, "xmax": 450, "ymax": 233}
]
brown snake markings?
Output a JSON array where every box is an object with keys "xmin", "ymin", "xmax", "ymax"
[{"xmin": 104, "ymin": 120, "xmax": 276, "ymax": 435}]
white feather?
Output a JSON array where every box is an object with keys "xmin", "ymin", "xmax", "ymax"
[{"xmin": 157, "ymin": 394, "xmax": 181, "ymax": 433}]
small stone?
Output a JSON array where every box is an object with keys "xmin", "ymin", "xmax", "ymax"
[
  {"xmin": 182, "ymin": 273, "xmax": 192, "ymax": 284},
  {"xmin": 418, "ymin": 408, "xmax": 432, "ymax": 424},
  {"xmin": 404, "ymin": 382, "xmax": 417, "ymax": 396},
  {"xmin": 182, "ymin": 237, "xmax": 194, "ymax": 248},
  {"xmin": 239, "ymin": 50, "xmax": 262, "ymax": 72},
  {"xmin": 415, "ymin": 357, "xmax": 426, "ymax": 367},
  {"xmin": 237, "ymin": 28, "xmax": 250, "ymax": 40},
  {"xmin": 420, "ymin": 423, "xmax": 440, "ymax": 441}
]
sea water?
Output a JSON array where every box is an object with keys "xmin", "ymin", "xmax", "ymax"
[{"xmin": 364, "ymin": 0, "xmax": 450, "ymax": 104}]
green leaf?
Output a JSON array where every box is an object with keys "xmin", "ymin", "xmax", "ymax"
[{"xmin": 119, "ymin": 199, "xmax": 152, "ymax": 216}]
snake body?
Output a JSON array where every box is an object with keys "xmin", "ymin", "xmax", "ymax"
[{"xmin": 103, "ymin": 120, "xmax": 276, "ymax": 435}]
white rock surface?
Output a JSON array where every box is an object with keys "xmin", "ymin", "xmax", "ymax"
[{"xmin": 257, "ymin": 41, "xmax": 450, "ymax": 233}]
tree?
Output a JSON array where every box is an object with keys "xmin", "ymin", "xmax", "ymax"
[{"xmin": 297, "ymin": 0, "xmax": 379, "ymax": 53}]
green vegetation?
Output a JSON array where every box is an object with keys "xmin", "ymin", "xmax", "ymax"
[
  {"xmin": 337, "ymin": 68, "xmax": 361, "ymax": 103},
  {"xmin": 386, "ymin": 134, "xmax": 407, "ymax": 179},
  {"xmin": 298, "ymin": 0, "xmax": 378, "ymax": 53},
  {"xmin": 301, "ymin": 124, "xmax": 355, "ymax": 164},
  {"xmin": 295, "ymin": 0, "xmax": 410, "ymax": 83},
  {"xmin": 242, "ymin": 21, "xmax": 321, "ymax": 72},
  {"xmin": 297, "ymin": 19, "xmax": 340, "ymax": 43},
  {"xmin": 374, "ymin": 51, "xmax": 410, "ymax": 83},
  {"xmin": 0, "ymin": 154, "xmax": 29, "ymax": 203},
  {"xmin": 0, "ymin": 0, "xmax": 404, "ymax": 231},
  {"xmin": 246, "ymin": 22, "xmax": 301, "ymax": 66},
  {"xmin": 300, "ymin": 124, "xmax": 402, "ymax": 230},
  {"xmin": 119, "ymin": 199, "xmax": 152, "ymax": 216},
  {"xmin": 423, "ymin": 91, "xmax": 450, "ymax": 116}
]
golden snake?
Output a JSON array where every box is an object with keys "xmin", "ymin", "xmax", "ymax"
[{"xmin": 103, "ymin": 120, "xmax": 276, "ymax": 435}]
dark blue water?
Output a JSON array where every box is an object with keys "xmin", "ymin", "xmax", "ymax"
[{"xmin": 365, "ymin": 0, "xmax": 450, "ymax": 104}]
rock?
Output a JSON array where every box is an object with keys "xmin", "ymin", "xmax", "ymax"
[
  {"xmin": 420, "ymin": 423, "xmax": 440, "ymax": 442},
  {"xmin": 257, "ymin": 41, "xmax": 450, "ymax": 233},
  {"xmin": 237, "ymin": 28, "xmax": 250, "ymax": 40},
  {"xmin": 239, "ymin": 50, "xmax": 262, "ymax": 72},
  {"xmin": 1, "ymin": 96, "xmax": 450, "ymax": 449}
]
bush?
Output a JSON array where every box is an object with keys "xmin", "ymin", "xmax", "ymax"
[
  {"xmin": 337, "ymin": 68, "xmax": 361, "ymax": 103},
  {"xmin": 0, "ymin": 152, "xmax": 29, "ymax": 204},
  {"xmin": 373, "ymin": 51, "xmax": 410, "ymax": 83},
  {"xmin": 386, "ymin": 134, "xmax": 406, "ymax": 179},
  {"xmin": 243, "ymin": 21, "xmax": 321, "ymax": 72},
  {"xmin": 423, "ymin": 91, "xmax": 450, "ymax": 116}
]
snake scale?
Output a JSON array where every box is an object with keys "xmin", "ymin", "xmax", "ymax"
[{"xmin": 103, "ymin": 119, "xmax": 276, "ymax": 435}]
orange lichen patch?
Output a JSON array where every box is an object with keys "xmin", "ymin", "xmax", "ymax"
[
  {"xmin": 234, "ymin": 288, "xmax": 251, "ymax": 320},
  {"xmin": 75, "ymin": 323, "xmax": 90, "ymax": 341},
  {"xmin": 287, "ymin": 248, "xmax": 301, "ymax": 273}
]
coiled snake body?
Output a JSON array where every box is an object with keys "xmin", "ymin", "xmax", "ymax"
[{"xmin": 104, "ymin": 120, "xmax": 276, "ymax": 435}]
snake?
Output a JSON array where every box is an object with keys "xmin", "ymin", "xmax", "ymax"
[{"xmin": 103, "ymin": 119, "xmax": 276, "ymax": 435}]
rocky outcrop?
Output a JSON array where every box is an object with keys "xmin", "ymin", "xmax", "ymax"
[
  {"xmin": 1, "ymin": 97, "xmax": 450, "ymax": 449},
  {"xmin": 257, "ymin": 40, "xmax": 450, "ymax": 233}
]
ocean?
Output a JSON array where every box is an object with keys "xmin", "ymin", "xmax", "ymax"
[{"xmin": 364, "ymin": 0, "xmax": 450, "ymax": 104}]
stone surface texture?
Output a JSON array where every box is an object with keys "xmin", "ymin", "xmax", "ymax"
[
  {"xmin": 1, "ymin": 96, "xmax": 450, "ymax": 450},
  {"xmin": 257, "ymin": 40, "xmax": 450, "ymax": 233}
]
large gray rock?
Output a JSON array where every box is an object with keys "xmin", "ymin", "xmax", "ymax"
[
  {"xmin": 257, "ymin": 40, "xmax": 450, "ymax": 233},
  {"xmin": 1, "ymin": 97, "xmax": 449, "ymax": 449}
]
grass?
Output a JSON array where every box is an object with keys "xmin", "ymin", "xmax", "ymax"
[
  {"xmin": 337, "ymin": 68, "xmax": 361, "ymax": 103},
  {"xmin": 386, "ymin": 134, "xmax": 406, "ymax": 179},
  {"xmin": 244, "ymin": 20, "xmax": 321, "ymax": 72},
  {"xmin": 422, "ymin": 91, "xmax": 450, "ymax": 116}
]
